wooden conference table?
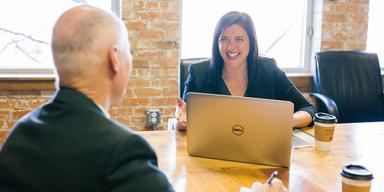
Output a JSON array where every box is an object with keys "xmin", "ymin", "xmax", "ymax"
[{"xmin": 138, "ymin": 122, "xmax": 384, "ymax": 192}]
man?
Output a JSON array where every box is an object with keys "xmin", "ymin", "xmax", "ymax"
[
  {"xmin": 0, "ymin": 5, "xmax": 286, "ymax": 192},
  {"xmin": 0, "ymin": 5, "xmax": 174, "ymax": 191}
]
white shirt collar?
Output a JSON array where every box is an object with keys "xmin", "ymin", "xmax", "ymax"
[{"xmin": 94, "ymin": 102, "xmax": 111, "ymax": 119}]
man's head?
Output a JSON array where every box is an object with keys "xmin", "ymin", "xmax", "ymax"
[{"xmin": 52, "ymin": 5, "xmax": 132, "ymax": 105}]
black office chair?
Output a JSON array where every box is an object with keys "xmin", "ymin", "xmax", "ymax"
[
  {"xmin": 311, "ymin": 51, "xmax": 384, "ymax": 123},
  {"xmin": 178, "ymin": 58, "xmax": 210, "ymax": 97}
]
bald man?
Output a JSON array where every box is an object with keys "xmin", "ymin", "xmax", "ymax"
[{"xmin": 0, "ymin": 5, "xmax": 174, "ymax": 192}]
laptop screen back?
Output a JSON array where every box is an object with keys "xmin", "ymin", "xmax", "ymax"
[{"xmin": 186, "ymin": 92, "xmax": 294, "ymax": 167}]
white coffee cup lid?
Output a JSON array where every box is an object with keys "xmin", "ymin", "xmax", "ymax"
[{"xmin": 340, "ymin": 164, "xmax": 373, "ymax": 181}]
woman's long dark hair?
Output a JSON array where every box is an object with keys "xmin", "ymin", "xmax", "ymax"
[{"xmin": 210, "ymin": 11, "xmax": 260, "ymax": 85}]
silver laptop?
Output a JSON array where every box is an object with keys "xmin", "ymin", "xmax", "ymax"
[{"xmin": 186, "ymin": 92, "xmax": 294, "ymax": 167}]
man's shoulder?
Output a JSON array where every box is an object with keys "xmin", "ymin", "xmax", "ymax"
[
  {"xmin": 103, "ymin": 119, "xmax": 154, "ymax": 150},
  {"xmin": 105, "ymin": 119, "xmax": 134, "ymax": 137}
]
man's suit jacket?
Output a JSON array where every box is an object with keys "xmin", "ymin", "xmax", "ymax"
[{"xmin": 0, "ymin": 88, "xmax": 174, "ymax": 192}]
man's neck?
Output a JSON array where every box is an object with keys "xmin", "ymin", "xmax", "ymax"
[{"xmin": 61, "ymin": 81, "xmax": 112, "ymax": 111}]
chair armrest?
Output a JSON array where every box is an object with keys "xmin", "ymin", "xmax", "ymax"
[{"xmin": 310, "ymin": 92, "xmax": 339, "ymax": 118}]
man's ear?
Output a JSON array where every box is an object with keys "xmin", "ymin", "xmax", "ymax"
[{"xmin": 108, "ymin": 45, "xmax": 120, "ymax": 74}]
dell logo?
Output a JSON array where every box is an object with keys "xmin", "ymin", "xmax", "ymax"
[{"xmin": 232, "ymin": 124, "xmax": 244, "ymax": 136}]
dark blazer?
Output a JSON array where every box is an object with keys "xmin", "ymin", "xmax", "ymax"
[
  {"xmin": 183, "ymin": 57, "xmax": 316, "ymax": 117},
  {"xmin": 0, "ymin": 88, "xmax": 174, "ymax": 192}
]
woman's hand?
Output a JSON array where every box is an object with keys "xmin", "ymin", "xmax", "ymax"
[
  {"xmin": 293, "ymin": 111, "xmax": 313, "ymax": 128},
  {"xmin": 175, "ymin": 97, "xmax": 187, "ymax": 131}
]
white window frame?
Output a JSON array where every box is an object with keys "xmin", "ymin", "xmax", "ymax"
[
  {"xmin": 0, "ymin": 0, "xmax": 121, "ymax": 76},
  {"xmin": 285, "ymin": 0, "xmax": 314, "ymax": 73}
]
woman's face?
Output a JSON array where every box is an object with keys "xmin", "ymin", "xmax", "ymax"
[{"xmin": 218, "ymin": 24, "xmax": 250, "ymax": 68}]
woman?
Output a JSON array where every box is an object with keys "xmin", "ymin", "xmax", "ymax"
[{"xmin": 176, "ymin": 11, "xmax": 315, "ymax": 131}]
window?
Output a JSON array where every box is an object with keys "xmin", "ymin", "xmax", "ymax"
[
  {"xmin": 0, "ymin": 0, "xmax": 121, "ymax": 75},
  {"xmin": 367, "ymin": 0, "xmax": 383, "ymax": 67},
  {"xmin": 181, "ymin": 0, "xmax": 313, "ymax": 72}
]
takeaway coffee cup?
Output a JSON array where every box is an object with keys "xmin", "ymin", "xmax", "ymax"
[
  {"xmin": 313, "ymin": 112, "xmax": 337, "ymax": 151},
  {"xmin": 341, "ymin": 164, "xmax": 373, "ymax": 192}
]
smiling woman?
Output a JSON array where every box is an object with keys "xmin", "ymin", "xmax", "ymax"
[
  {"xmin": 175, "ymin": 11, "xmax": 316, "ymax": 131},
  {"xmin": 0, "ymin": 0, "xmax": 120, "ymax": 74}
]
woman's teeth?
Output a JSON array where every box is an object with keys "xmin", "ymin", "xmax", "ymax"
[{"xmin": 227, "ymin": 52, "xmax": 239, "ymax": 58}]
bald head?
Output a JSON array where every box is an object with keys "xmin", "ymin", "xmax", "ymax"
[{"xmin": 52, "ymin": 5, "xmax": 129, "ymax": 86}]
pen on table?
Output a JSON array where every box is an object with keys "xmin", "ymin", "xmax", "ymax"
[{"xmin": 266, "ymin": 170, "xmax": 279, "ymax": 184}]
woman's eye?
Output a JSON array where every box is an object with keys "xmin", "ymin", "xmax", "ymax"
[
  {"xmin": 220, "ymin": 38, "xmax": 229, "ymax": 44},
  {"xmin": 236, "ymin": 38, "xmax": 244, "ymax": 43}
]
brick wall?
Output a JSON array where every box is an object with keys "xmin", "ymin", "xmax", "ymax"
[
  {"xmin": 113, "ymin": 0, "xmax": 180, "ymax": 130},
  {"xmin": 319, "ymin": 0, "xmax": 369, "ymax": 51},
  {"xmin": 0, "ymin": 0, "xmax": 372, "ymax": 146},
  {"xmin": 0, "ymin": 90, "xmax": 53, "ymax": 146}
]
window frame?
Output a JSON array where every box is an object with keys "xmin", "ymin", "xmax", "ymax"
[
  {"xmin": 0, "ymin": 0, "xmax": 121, "ymax": 76},
  {"xmin": 282, "ymin": 0, "xmax": 314, "ymax": 73}
]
